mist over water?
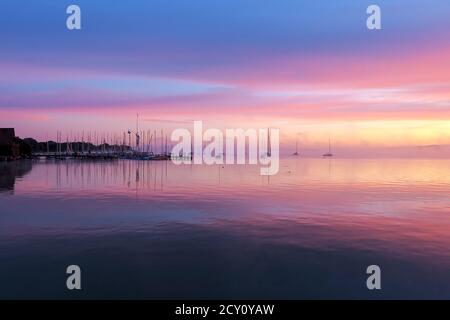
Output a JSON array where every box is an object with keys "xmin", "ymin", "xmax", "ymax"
[{"xmin": 1, "ymin": 158, "xmax": 449, "ymax": 299}]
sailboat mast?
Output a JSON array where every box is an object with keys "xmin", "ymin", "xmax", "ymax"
[{"xmin": 136, "ymin": 113, "xmax": 139, "ymax": 152}]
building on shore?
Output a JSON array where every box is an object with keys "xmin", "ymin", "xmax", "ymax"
[
  {"xmin": 0, "ymin": 128, "xmax": 31, "ymax": 160},
  {"xmin": 0, "ymin": 128, "xmax": 19, "ymax": 160}
]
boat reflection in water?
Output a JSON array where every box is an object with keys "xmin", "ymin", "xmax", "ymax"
[{"xmin": 0, "ymin": 158, "xmax": 450, "ymax": 299}]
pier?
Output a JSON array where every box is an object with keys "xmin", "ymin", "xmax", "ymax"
[{"xmin": 32, "ymin": 151, "xmax": 173, "ymax": 161}]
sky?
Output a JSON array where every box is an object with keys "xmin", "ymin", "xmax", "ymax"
[{"xmin": 0, "ymin": 0, "xmax": 449, "ymax": 154}]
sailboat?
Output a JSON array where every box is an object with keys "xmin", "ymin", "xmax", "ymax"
[
  {"xmin": 260, "ymin": 128, "xmax": 272, "ymax": 159},
  {"xmin": 293, "ymin": 139, "xmax": 299, "ymax": 156},
  {"xmin": 323, "ymin": 137, "xmax": 333, "ymax": 157}
]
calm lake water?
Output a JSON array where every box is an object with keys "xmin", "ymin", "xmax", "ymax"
[{"xmin": 0, "ymin": 158, "xmax": 449, "ymax": 299}]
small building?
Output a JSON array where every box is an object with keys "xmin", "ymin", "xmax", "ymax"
[{"xmin": 0, "ymin": 128, "xmax": 20, "ymax": 159}]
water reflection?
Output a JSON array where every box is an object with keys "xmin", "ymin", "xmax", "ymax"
[
  {"xmin": 0, "ymin": 158, "xmax": 450, "ymax": 299},
  {"xmin": 0, "ymin": 160, "xmax": 32, "ymax": 193}
]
